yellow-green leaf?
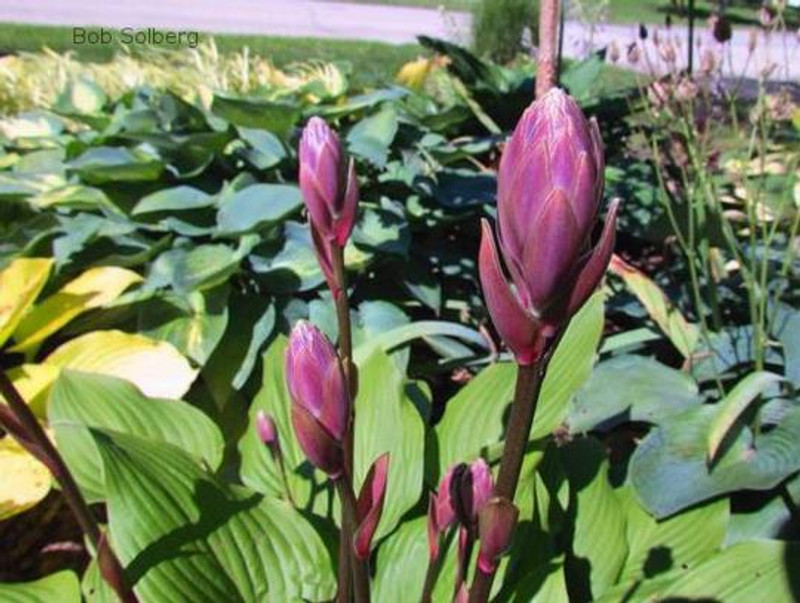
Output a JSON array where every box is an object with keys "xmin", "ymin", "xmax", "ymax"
[
  {"xmin": 11, "ymin": 266, "xmax": 141, "ymax": 352},
  {"xmin": 610, "ymin": 255, "xmax": 699, "ymax": 358},
  {"xmin": 44, "ymin": 330, "xmax": 197, "ymax": 399},
  {"xmin": 0, "ymin": 436, "xmax": 51, "ymax": 521},
  {"xmin": 0, "ymin": 257, "xmax": 53, "ymax": 348},
  {"xmin": 2, "ymin": 363, "xmax": 60, "ymax": 419}
]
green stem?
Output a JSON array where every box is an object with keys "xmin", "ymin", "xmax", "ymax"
[{"xmin": 0, "ymin": 370, "xmax": 137, "ymax": 603}]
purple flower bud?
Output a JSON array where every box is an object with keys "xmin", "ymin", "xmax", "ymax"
[
  {"xmin": 479, "ymin": 88, "xmax": 619, "ymax": 365},
  {"xmin": 430, "ymin": 458, "xmax": 494, "ymax": 545},
  {"xmin": 477, "ymin": 497, "xmax": 519, "ymax": 574},
  {"xmin": 299, "ymin": 117, "xmax": 359, "ymax": 247},
  {"xmin": 285, "ymin": 320, "xmax": 350, "ymax": 477},
  {"xmin": 353, "ymin": 453, "xmax": 390, "ymax": 560},
  {"xmin": 256, "ymin": 411, "xmax": 280, "ymax": 455},
  {"xmin": 450, "ymin": 459, "xmax": 493, "ymax": 527}
]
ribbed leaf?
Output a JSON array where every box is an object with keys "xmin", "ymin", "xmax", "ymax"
[
  {"xmin": 561, "ymin": 438, "xmax": 627, "ymax": 599},
  {"xmin": 660, "ymin": 540, "xmax": 800, "ymax": 601},
  {"xmin": 94, "ymin": 430, "xmax": 335, "ymax": 602},
  {"xmin": 50, "ymin": 370, "xmax": 223, "ymax": 502},
  {"xmin": 354, "ymin": 349, "xmax": 425, "ymax": 541},
  {"xmin": 434, "ymin": 293, "xmax": 604, "ymax": 479},
  {"xmin": 44, "ymin": 330, "xmax": 197, "ymax": 400},
  {"xmin": 0, "ymin": 571, "xmax": 80, "ymax": 603}
]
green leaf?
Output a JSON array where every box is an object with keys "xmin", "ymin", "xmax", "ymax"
[
  {"xmin": 148, "ymin": 242, "xmax": 245, "ymax": 293},
  {"xmin": 216, "ymin": 184, "xmax": 302, "ymax": 235},
  {"xmin": 67, "ymin": 147, "xmax": 164, "ymax": 184},
  {"xmin": 561, "ymin": 438, "xmax": 627, "ymax": 599},
  {"xmin": 346, "ymin": 106, "xmax": 399, "ymax": 167},
  {"xmin": 617, "ymin": 487, "xmax": 728, "ymax": 586},
  {"xmin": 54, "ymin": 77, "xmax": 106, "ymax": 115},
  {"xmin": 211, "ymin": 94, "xmax": 300, "ymax": 137},
  {"xmin": 50, "ymin": 370, "xmax": 224, "ymax": 502},
  {"xmin": 0, "ymin": 571, "xmax": 80, "ymax": 603},
  {"xmin": 372, "ymin": 516, "xmax": 459, "ymax": 603},
  {"xmin": 94, "ymin": 430, "xmax": 336, "ymax": 601},
  {"xmin": 139, "ymin": 286, "xmax": 229, "ymax": 366},
  {"xmin": 249, "ymin": 222, "xmax": 325, "ymax": 293},
  {"xmin": 236, "ymin": 127, "xmax": 287, "ymax": 170},
  {"xmin": 631, "ymin": 404, "xmax": 800, "ymax": 518},
  {"xmin": 434, "ymin": 293, "xmax": 604, "ymax": 478},
  {"xmin": 707, "ymin": 371, "xmax": 783, "ymax": 462},
  {"xmin": 568, "ymin": 355, "xmax": 700, "ymax": 433},
  {"xmin": 132, "ymin": 186, "xmax": 214, "ymax": 215},
  {"xmin": 239, "ymin": 335, "xmax": 319, "ymax": 504},
  {"xmin": 354, "ymin": 349, "xmax": 425, "ymax": 541},
  {"xmin": 660, "ymin": 540, "xmax": 800, "ymax": 601}
]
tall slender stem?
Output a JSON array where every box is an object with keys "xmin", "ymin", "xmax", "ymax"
[
  {"xmin": 0, "ymin": 370, "xmax": 137, "ymax": 603},
  {"xmin": 335, "ymin": 476, "xmax": 370, "ymax": 603},
  {"xmin": 468, "ymin": 356, "xmax": 548, "ymax": 603},
  {"xmin": 536, "ymin": 0, "xmax": 561, "ymax": 98},
  {"xmin": 331, "ymin": 242, "xmax": 359, "ymax": 602}
]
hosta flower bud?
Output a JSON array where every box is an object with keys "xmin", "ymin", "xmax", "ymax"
[
  {"xmin": 353, "ymin": 453, "xmax": 390, "ymax": 560},
  {"xmin": 479, "ymin": 88, "xmax": 619, "ymax": 365},
  {"xmin": 285, "ymin": 320, "xmax": 350, "ymax": 477},
  {"xmin": 299, "ymin": 117, "xmax": 359, "ymax": 295},
  {"xmin": 477, "ymin": 497, "xmax": 519, "ymax": 574},
  {"xmin": 299, "ymin": 117, "xmax": 358, "ymax": 247},
  {"xmin": 256, "ymin": 411, "xmax": 280, "ymax": 455}
]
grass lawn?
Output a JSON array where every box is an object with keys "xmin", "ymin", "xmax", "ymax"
[{"xmin": 0, "ymin": 24, "xmax": 425, "ymax": 87}]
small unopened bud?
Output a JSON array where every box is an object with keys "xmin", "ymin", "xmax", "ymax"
[
  {"xmin": 760, "ymin": 6, "xmax": 775, "ymax": 28},
  {"xmin": 700, "ymin": 49, "xmax": 717, "ymax": 74},
  {"xmin": 627, "ymin": 42, "xmax": 641, "ymax": 64},
  {"xmin": 477, "ymin": 497, "xmax": 519, "ymax": 574},
  {"xmin": 607, "ymin": 40, "xmax": 620, "ymax": 64},
  {"xmin": 285, "ymin": 320, "xmax": 350, "ymax": 478},
  {"xmin": 450, "ymin": 459, "xmax": 493, "ymax": 527},
  {"xmin": 639, "ymin": 23, "xmax": 648, "ymax": 40},
  {"xmin": 675, "ymin": 77, "xmax": 699, "ymax": 102},
  {"xmin": 710, "ymin": 14, "xmax": 732, "ymax": 43},
  {"xmin": 256, "ymin": 411, "xmax": 280, "ymax": 455},
  {"xmin": 659, "ymin": 41, "xmax": 676, "ymax": 64}
]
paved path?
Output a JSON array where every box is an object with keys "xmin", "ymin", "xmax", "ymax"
[{"xmin": 0, "ymin": 0, "xmax": 797, "ymax": 79}]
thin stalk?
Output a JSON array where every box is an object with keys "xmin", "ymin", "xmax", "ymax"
[
  {"xmin": 535, "ymin": 0, "xmax": 561, "ymax": 98},
  {"xmin": 0, "ymin": 370, "xmax": 137, "ymax": 603},
  {"xmin": 454, "ymin": 527, "xmax": 475, "ymax": 599},
  {"xmin": 335, "ymin": 476, "xmax": 370, "ymax": 603},
  {"xmin": 330, "ymin": 242, "xmax": 357, "ymax": 603},
  {"xmin": 468, "ymin": 353, "xmax": 551, "ymax": 603}
]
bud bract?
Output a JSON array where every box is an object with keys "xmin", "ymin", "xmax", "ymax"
[
  {"xmin": 479, "ymin": 88, "xmax": 619, "ymax": 365},
  {"xmin": 353, "ymin": 453, "xmax": 390, "ymax": 560},
  {"xmin": 477, "ymin": 497, "xmax": 519, "ymax": 574},
  {"xmin": 285, "ymin": 320, "xmax": 350, "ymax": 477}
]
